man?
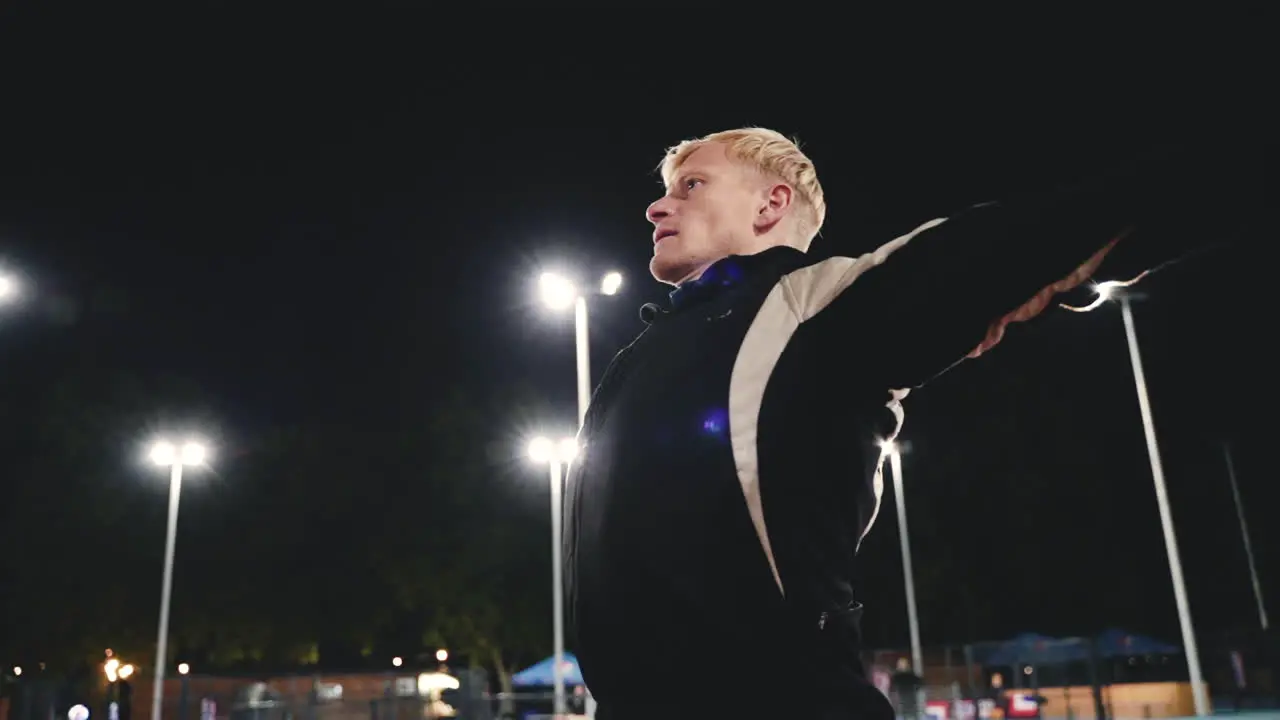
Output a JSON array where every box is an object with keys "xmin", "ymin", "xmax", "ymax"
[
  {"xmin": 562, "ymin": 128, "xmax": 1255, "ymax": 718},
  {"xmin": 986, "ymin": 672, "xmax": 1009, "ymax": 720},
  {"xmin": 891, "ymin": 657, "xmax": 925, "ymax": 720}
]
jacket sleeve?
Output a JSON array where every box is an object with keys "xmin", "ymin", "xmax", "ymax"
[{"xmin": 824, "ymin": 156, "xmax": 1230, "ymax": 391}]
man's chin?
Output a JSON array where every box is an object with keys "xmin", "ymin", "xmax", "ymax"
[
  {"xmin": 649, "ymin": 255, "xmax": 690, "ymax": 287},
  {"xmin": 655, "ymin": 253, "xmax": 686, "ymax": 284}
]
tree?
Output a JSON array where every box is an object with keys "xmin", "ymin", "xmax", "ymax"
[
  {"xmin": 0, "ymin": 366, "xmax": 220, "ymax": 665},
  {"xmin": 376, "ymin": 381, "xmax": 556, "ymax": 690},
  {"xmin": 0, "ymin": 356, "xmax": 563, "ymax": 678}
]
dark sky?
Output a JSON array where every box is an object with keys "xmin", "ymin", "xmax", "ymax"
[{"xmin": 0, "ymin": 11, "xmax": 1275, "ymax": 655}]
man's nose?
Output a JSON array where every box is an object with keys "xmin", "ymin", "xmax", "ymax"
[{"xmin": 646, "ymin": 196, "xmax": 673, "ymax": 225}]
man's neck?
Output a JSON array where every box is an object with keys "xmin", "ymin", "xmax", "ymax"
[
  {"xmin": 676, "ymin": 261, "xmax": 719, "ymax": 287},
  {"xmin": 676, "ymin": 242, "xmax": 803, "ymax": 287}
]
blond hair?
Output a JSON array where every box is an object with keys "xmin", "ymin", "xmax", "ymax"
[{"xmin": 660, "ymin": 127, "xmax": 826, "ymax": 249}]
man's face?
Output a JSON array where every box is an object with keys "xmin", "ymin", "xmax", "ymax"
[{"xmin": 646, "ymin": 143, "xmax": 764, "ymax": 285}]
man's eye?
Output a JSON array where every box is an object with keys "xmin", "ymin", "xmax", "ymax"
[{"xmin": 685, "ymin": 178, "xmax": 703, "ymax": 190}]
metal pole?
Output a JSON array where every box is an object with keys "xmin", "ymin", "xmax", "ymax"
[
  {"xmin": 549, "ymin": 459, "xmax": 567, "ymax": 716},
  {"xmin": 889, "ymin": 449, "xmax": 923, "ymax": 676},
  {"xmin": 1223, "ymin": 442, "xmax": 1268, "ymax": 630},
  {"xmin": 152, "ymin": 462, "xmax": 183, "ymax": 720},
  {"xmin": 576, "ymin": 292, "xmax": 599, "ymax": 712},
  {"xmin": 1119, "ymin": 296, "xmax": 1208, "ymax": 716},
  {"xmin": 574, "ymin": 295, "xmax": 591, "ymax": 429}
]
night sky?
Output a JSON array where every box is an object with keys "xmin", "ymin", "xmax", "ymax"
[{"xmin": 0, "ymin": 12, "xmax": 1274, "ymax": 663}]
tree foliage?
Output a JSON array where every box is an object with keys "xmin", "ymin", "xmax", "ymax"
[{"xmin": 1, "ymin": 366, "xmax": 557, "ymax": 679}]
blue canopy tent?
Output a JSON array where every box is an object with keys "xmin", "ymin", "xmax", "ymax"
[
  {"xmin": 1094, "ymin": 628, "xmax": 1179, "ymax": 657},
  {"xmin": 511, "ymin": 653, "xmax": 585, "ymax": 687},
  {"xmin": 980, "ymin": 629, "xmax": 1180, "ymax": 667},
  {"xmin": 982, "ymin": 633, "xmax": 1090, "ymax": 666}
]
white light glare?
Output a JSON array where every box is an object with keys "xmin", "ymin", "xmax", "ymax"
[
  {"xmin": 539, "ymin": 272, "xmax": 577, "ymax": 311},
  {"xmin": 1095, "ymin": 281, "xmax": 1120, "ymax": 300},
  {"xmin": 181, "ymin": 442, "xmax": 206, "ymax": 465},
  {"xmin": 528, "ymin": 437, "xmax": 553, "ymax": 463},
  {"xmin": 149, "ymin": 439, "xmax": 208, "ymax": 467},
  {"xmin": 1060, "ymin": 271, "xmax": 1151, "ymax": 313},
  {"xmin": 392, "ymin": 657, "xmax": 403, "ymax": 667},
  {"xmin": 879, "ymin": 439, "xmax": 898, "ymax": 455},
  {"xmin": 600, "ymin": 272, "xmax": 623, "ymax": 296},
  {"xmin": 0, "ymin": 274, "xmax": 17, "ymax": 302},
  {"xmin": 12, "ymin": 666, "xmax": 21, "ymax": 676},
  {"xmin": 178, "ymin": 663, "xmax": 190, "ymax": 675},
  {"xmin": 435, "ymin": 649, "xmax": 449, "ymax": 662},
  {"xmin": 558, "ymin": 437, "xmax": 579, "ymax": 463},
  {"xmin": 150, "ymin": 442, "xmax": 176, "ymax": 466},
  {"xmin": 527, "ymin": 436, "xmax": 578, "ymax": 463},
  {"xmin": 417, "ymin": 671, "xmax": 460, "ymax": 694}
]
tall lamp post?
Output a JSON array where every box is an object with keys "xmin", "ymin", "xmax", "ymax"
[
  {"xmin": 1079, "ymin": 282, "xmax": 1208, "ymax": 717},
  {"xmin": 881, "ymin": 440, "xmax": 923, "ymax": 676},
  {"xmin": 527, "ymin": 434, "xmax": 578, "ymax": 717},
  {"xmin": 1221, "ymin": 443, "xmax": 1267, "ymax": 631},
  {"xmin": 147, "ymin": 438, "xmax": 209, "ymax": 720},
  {"xmin": 104, "ymin": 656, "xmax": 136, "ymax": 720},
  {"xmin": 537, "ymin": 268, "xmax": 619, "ymax": 720},
  {"xmin": 538, "ymin": 270, "xmax": 622, "ymax": 428}
]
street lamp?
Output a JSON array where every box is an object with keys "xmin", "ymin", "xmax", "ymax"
[
  {"xmin": 538, "ymin": 270, "xmax": 623, "ymax": 428},
  {"xmin": 527, "ymin": 434, "xmax": 578, "ymax": 718},
  {"xmin": 147, "ymin": 437, "xmax": 209, "ymax": 720},
  {"xmin": 176, "ymin": 662, "xmax": 192, "ymax": 720},
  {"xmin": 392, "ymin": 657, "xmax": 403, "ymax": 668},
  {"xmin": 1068, "ymin": 280, "xmax": 1208, "ymax": 716},
  {"xmin": 103, "ymin": 655, "xmax": 135, "ymax": 717},
  {"xmin": 880, "ymin": 439, "xmax": 922, "ymax": 677}
]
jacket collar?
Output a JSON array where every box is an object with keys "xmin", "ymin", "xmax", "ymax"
[{"xmin": 667, "ymin": 245, "xmax": 807, "ymax": 310}]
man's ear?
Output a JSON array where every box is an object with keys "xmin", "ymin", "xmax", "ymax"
[{"xmin": 753, "ymin": 183, "xmax": 794, "ymax": 234}]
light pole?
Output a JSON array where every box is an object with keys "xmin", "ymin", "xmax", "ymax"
[
  {"xmin": 527, "ymin": 434, "xmax": 578, "ymax": 717},
  {"xmin": 881, "ymin": 440, "xmax": 922, "ymax": 677},
  {"xmin": 538, "ymin": 270, "xmax": 623, "ymax": 428},
  {"xmin": 1080, "ymin": 282, "xmax": 1208, "ymax": 716},
  {"xmin": 147, "ymin": 438, "xmax": 208, "ymax": 720},
  {"xmin": 1222, "ymin": 442, "xmax": 1267, "ymax": 630}
]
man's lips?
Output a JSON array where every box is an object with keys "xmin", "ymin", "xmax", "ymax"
[{"xmin": 653, "ymin": 229, "xmax": 678, "ymax": 244}]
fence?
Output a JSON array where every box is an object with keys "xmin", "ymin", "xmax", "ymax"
[
  {"xmin": 3, "ymin": 668, "xmax": 495, "ymax": 720},
  {"xmin": 6, "ymin": 630, "xmax": 1277, "ymax": 720},
  {"xmin": 867, "ymin": 629, "xmax": 1279, "ymax": 719}
]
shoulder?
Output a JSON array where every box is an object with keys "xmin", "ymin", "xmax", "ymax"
[{"xmin": 779, "ymin": 218, "xmax": 950, "ymax": 321}]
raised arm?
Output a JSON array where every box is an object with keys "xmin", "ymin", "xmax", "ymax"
[
  {"xmin": 865, "ymin": 179, "xmax": 1134, "ymax": 389},
  {"xmin": 794, "ymin": 146, "xmax": 1266, "ymax": 390}
]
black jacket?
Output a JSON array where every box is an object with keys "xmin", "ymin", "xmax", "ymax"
[{"xmin": 563, "ymin": 151, "xmax": 1263, "ymax": 718}]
